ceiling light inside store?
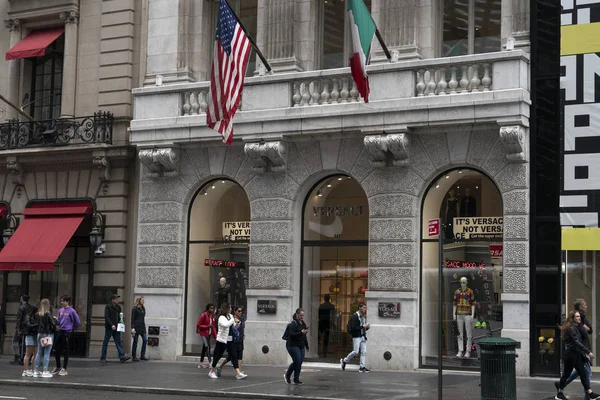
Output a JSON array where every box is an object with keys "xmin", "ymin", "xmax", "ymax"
[
  {"xmin": 445, "ymin": 175, "xmax": 449, "ymax": 179},
  {"xmin": 457, "ymin": 186, "xmax": 460, "ymax": 189},
  {"xmin": 327, "ymin": 184, "xmax": 332, "ymax": 188},
  {"xmin": 435, "ymin": 184, "xmax": 440, "ymax": 188},
  {"xmin": 458, "ymin": 170, "xmax": 462, "ymax": 174},
  {"xmin": 476, "ymin": 186, "xmax": 479, "ymax": 189},
  {"xmin": 317, "ymin": 190, "xmax": 323, "ymax": 197},
  {"xmin": 221, "ymin": 180, "xmax": 225, "ymax": 183},
  {"xmin": 203, "ymin": 192, "xmax": 208, "ymax": 196},
  {"xmin": 211, "ymin": 185, "xmax": 216, "ymax": 189},
  {"xmin": 338, "ymin": 177, "xmax": 343, "ymax": 181}
]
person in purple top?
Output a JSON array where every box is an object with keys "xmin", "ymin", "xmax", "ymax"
[{"xmin": 51, "ymin": 295, "xmax": 80, "ymax": 376}]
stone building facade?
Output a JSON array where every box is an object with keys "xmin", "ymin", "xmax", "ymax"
[{"xmin": 131, "ymin": 0, "xmax": 534, "ymax": 375}]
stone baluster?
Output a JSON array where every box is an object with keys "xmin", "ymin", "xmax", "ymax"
[
  {"xmin": 182, "ymin": 92, "xmax": 191, "ymax": 115},
  {"xmin": 293, "ymin": 81, "xmax": 302, "ymax": 107},
  {"xmin": 438, "ymin": 67, "xmax": 448, "ymax": 95},
  {"xmin": 459, "ymin": 65, "xmax": 470, "ymax": 93},
  {"xmin": 448, "ymin": 66, "xmax": 458, "ymax": 94},
  {"xmin": 331, "ymin": 79, "xmax": 340, "ymax": 103},
  {"xmin": 321, "ymin": 79, "xmax": 331, "ymax": 104},
  {"xmin": 470, "ymin": 64, "xmax": 481, "ymax": 92},
  {"xmin": 481, "ymin": 63, "xmax": 492, "ymax": 91},
  {"xmin": 426, "ymin": 69, "xmax": 437, "ymax": 96},
  {"xmin": 350, "ymin": 80, "xmax": 359, "ymax": 102},
  {"xmin": 416, "ymin": 69, "xmax": 426, "ymax": 96},
  {"xmin": 310, "ymin": 81, "xmax": 321, "ymax": 105},
  {"xmin": 301, "ymin": 81, "xmax": 311, "ymax": 106},
  {"xmin": 199, "ymin": 90, "xmax": 208, "ymax": 113},
  {"xmin": 340, "ymin": 78, "xmax": 350, "ymax": 103},
  {"xmin": 190, "ymin": 92, "xmax": 200, "ymax": 115}
]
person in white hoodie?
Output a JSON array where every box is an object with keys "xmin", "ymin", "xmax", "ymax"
[{"xmin": 208, "ymin": 303, "xmax": 246, "ymax": 380}]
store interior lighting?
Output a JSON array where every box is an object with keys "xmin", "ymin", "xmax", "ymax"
[{"xmin": 317, "ymin": 189, "xmax": 323, "ymax": 197}]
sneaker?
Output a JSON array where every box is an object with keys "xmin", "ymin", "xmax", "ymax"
[
  {"xmin": 33, "ymin": 371, "xmax": 40, "ymax": 378},
  {"xmin": 555, "ymin": 393, "xmax": 566, "ymax": 400},
  {"xmin": 284, "ymin": 374, "xmax": 291, "ymax": 384},
  {"xmin": 464, "ymin": 352, "xmax": 471, "ymax": 359},
  {"xmin": 51, "ymin": 367, "xmax": 59, "ymax": 375},
  {"xmin": 588, "ymin": 392, "xmax": 600, "ymax": 400},
  {"xmin": 456, "ymin": 351, "xmax": 464, "ymax": 358},
  {"xmin": 21, "ymin": 371, "xmax": 28, "ymax": 377},
  {"xmin": 474, "ymin": 321, "xmax": 482, "ymax": 328},
  {"xmin": 359, "ymin": 367, "xmax": 371, "ymax": 373},
  {"xmin": 132, "ymin": 358, "xmax": 140, "ymax": 362},
  {"xmin": 58, "ymin": 369, "xmax": 68, "ymax": 376},
  {"xmin": 340, "ymin": 358, "xmax": 346, "ymax": 371},
  {"xmin": 41, "ymin": 371, "xmax": 53, "ymax": 378},
  {"xmin": 208, "ymin": 371, "xmax": 218, "ymax": 379},
  {"xmin": 293, "ymin": 380, "xmax": 304, "ymax": 385},
  {"xmin": 26, "ymin": 370, "xmax": 33, "ymax": 377},
  {"xmin": 100, "ymin": 359, "xmax": 107, "ymax": 363},
  {"xmin": 120, "ymin": 356, "xmax": 130, "ymax": 363},
  {"xmin": 216, "ymin": 367, "xmax": 222, "ymax": 377},
  {"xmin": 481, "ymin": 322, "xmax": 487, "ymax": 329},
  {"xmin": 198, "ymin": 362, "xmax": 208, "ymax": 368},
  {"xmin": 236, "ymin": 372, "xmax": 248, "ymax": 380},
  {"xmin": 140, "ymin": 357, "xmax": 149, "ymax": 361}
]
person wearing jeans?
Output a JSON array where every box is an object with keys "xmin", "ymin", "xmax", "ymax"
[
  {"xmin": 131, "ymin": 297, "xmax": 148, "ymax": 362},
  {"xmin": 341, "ymin": 302, "xmax": 370, "ymax": 373},
  {"xmin": 52, "ymin": 295, "xmax": 81, "ymax": 376},
  {"xmin": 33, "ymin": 299, "xmax": 55, "ymax": 378},
  {"xmin": 100, "ymin": 294, "xmax": 129, "ymax": 363},
  {"xmin": 284, "ymin": 308, "xmax": 309, "ymax": 385}
]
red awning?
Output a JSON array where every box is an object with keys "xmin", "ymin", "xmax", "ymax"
[
  {"xmin": 6, "ymin": 27, "xmax": 65, "ymax": 61},
  {"xmin": 0, "ymin": 203, "xmax": 91, "ymax": 271}
]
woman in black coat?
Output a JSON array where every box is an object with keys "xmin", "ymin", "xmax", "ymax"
[
  {"xmin": 284, "ymin": 308, "xmax": 309, "ymax": 385},
  {"xmin": 131, "ymin": 297, "xmax": 147, "ymax": 361}
]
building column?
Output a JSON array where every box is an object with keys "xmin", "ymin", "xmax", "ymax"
[
  {"xmin": 502, "ymin": 0, "xmax": 530, "ymax": 51},
  {"xmin": 59, "ymin": 11, "xmax": 79, "ymax": 118},
  {"xmin": 372, "ymin": 0, "xmax": 423, "ymax": 63},
  {"xmin": 259, "ymin": 0, "xmax": 303, "ymax": 73},
  {"xmin": 4, "ymin": 19, "xmax": 21, "ymax": 120}
]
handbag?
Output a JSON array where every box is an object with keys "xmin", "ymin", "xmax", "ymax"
[
  {"xmin": 40, "ymin": 336, "xmax": 53, "ymax": 347},
  {"xmin": 117, "ymin": 323, "xmax": 126, "ymax": 332}
]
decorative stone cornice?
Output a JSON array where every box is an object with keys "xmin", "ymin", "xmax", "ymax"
[
  {"xmin": 4, "ymin": 19, "xmax": 20, "ymax": 32},
  {"xmin": 6, "ymin": 160, "xmax": 23, "ymax": 185},
  {"xmin": 93, "ymin": 155, "xmax": 110, "ymax": 182},
  {"xmin": 59, "ymin": 11, "xmax": 79, "ymax": 24},
  {"xmin": 244, "ymin": 141, "xmax": 287, "ymax": 173},
  {"xmin": 138, "ymin": 148, "xmax": 179, "ymax": 178},
  {"xmin": 499, "ymin": 125, "xmax": 527, "ymax": 162},
  {"xmin": 364, "ymin": 132, "xmax": 410, "ymax": 167}
]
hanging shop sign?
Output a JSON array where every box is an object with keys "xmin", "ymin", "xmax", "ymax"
[
  {"xmin": 312, "ymin": 205, "xmax": 365, "ymax": 217},
  {"xmin": 443, "ymin": 260, "xmax": 486, "ymax": 270},
  {"xmin": 452, "ymin": 217, "xmax": 503, "ymax": 239},
  {"xmin": 222, "ymin": 221, "xmax": 250, "ymax": 241},
  {"xmin": 378, "ymin": 302, "xmax": 401, "ymax": 318},
  {"xmin": 257, "ymin": 300, "xmax": 277, "ymax": 314},
  {"xmin": 428, "ymin": 219, "xmax": 440, "ymax": 236},
  {"xmin": 204, "ymin": 259, "xmax": 245, "ymax": 268}
]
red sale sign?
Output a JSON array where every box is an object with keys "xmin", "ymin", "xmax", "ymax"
[
  {"xmin": 428, "ymin": 219, "xmax": 440, "ymax": 237},
  {"xmin": 489, "ymin": 244, "xmax": 503, "ymax": 258}
]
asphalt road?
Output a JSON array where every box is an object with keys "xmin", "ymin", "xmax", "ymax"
[{"xmin": 0, "ymin": 386, "xmax": 256, "ymax": 400}]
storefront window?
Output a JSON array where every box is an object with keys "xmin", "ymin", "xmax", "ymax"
[
  {"xmin": 184, "ymin": 179, "xmax": 250, "ymax": 355},
  {"xmin": 420, "ymin": 169, "xmax": 503, "ymax": 370},
  {"xmin": 302, "ymin": 175, "xmax": 369, "ymax": 361}
]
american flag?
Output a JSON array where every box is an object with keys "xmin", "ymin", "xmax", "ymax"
[{"xmin": 206, "ymin": 0, "xmax": 252, "ymax": 145}]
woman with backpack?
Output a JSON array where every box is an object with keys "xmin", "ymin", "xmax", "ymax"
[
  {"xmin": 196, "ymin": 303, "xmax": 216, "ymax": 368},
  {"xmin": 21, "ymin": 306, "xmax": 38, "ymax": 377},
  {"xmin": 284, "ymin": 308, "xmax": 309, "ymax": 385},
  {"xmin": 34, "ymin": 298, "xmax": 56, "ymax": 378},
  {"xmin": 207, "ymin": 302, "xmax": 246, "ymax": 380}
]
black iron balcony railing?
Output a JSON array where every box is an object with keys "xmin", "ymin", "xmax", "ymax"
[{"xmin": 0, "ymin": 111, "xmax": 113, "ymax": 150}]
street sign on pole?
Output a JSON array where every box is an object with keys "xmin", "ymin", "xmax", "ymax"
[{"xmin": 428, "ymin": 219, "xmax": 440, "ymax": 237}]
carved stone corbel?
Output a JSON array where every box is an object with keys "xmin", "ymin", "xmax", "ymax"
[
  {"xmin": 138, "ymin": 148, "xmax": 180, "ymax": 178},
  {"xmin": 364, "ymin": 131, "xmax": 410, "ymax": 167},
  {"xmin": 6, "ymin": 160, "xmax": 23, "ymax": 185},
  {"xmin": 93, "ymin": 156, "xmax": 111, "ymax": 182},
  {"xmin": 499, "ymin": 125, "xmax": 527, "ymax": 162},
  {"xmin": 243, "ymin": 141, "xmax": 287, "ymax": 173},
  {"xmin": 4, "ymin": 19, "xmax": 20, "ymax": 32},
  {"xmin": 59, "ymin": 11, "xmax": 79, "ymax": 24}
]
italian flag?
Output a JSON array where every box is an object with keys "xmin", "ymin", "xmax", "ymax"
[{"xmin": 347, "ymin": 0, "xmax": 376, "ymax": 103}]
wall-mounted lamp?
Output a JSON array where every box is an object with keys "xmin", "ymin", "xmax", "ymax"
[
  {"xmin": 2, "ymin": 214, "xmax": 19, "ymax": 245},
  {"xmin": 89, "ymin": 212, "xmax": 105, "ymax": 249}
]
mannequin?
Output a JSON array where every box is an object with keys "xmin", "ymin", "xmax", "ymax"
[
  {"xmin": 444, "ymin": 190, "xmax": 459, "ymax": 239},
  {"xmin": 215, "ymin": 277, "xmax": 230, "ymax": 309},
  {"xmin": 460, "ymin": 188, "xmax": 477, "ymax": 217},
  {"xmin": 453, "ymin": 277, "xmax": 475, "ymax": 358}
]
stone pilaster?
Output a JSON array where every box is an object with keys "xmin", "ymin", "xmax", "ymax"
[
  {"xmin": 4, "ymin": 19, "xmax": 21, "ymax": 120},
  {"xmin": 296, "ymin": 0, "xmax": 318, "ymax": 72},
  {"xmin": 258, "ymin": 0, "xmax": 303, "ymax": 73},
  {"xmin": 502, "ymin": 0, "xmax": 530, "ymax": 51},
  {"xmin": 372, "ymin": 0, "xmax": 422, "ymax": 63},
  {"xmin": 59, "ymin": 11, "xmax": 79, "ymax": 118}
]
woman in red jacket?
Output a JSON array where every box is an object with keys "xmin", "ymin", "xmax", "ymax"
[{"xmin": 196, "ymin": 303, "xmax": 216, "ymax": 368}]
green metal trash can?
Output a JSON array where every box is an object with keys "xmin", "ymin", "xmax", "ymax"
[{"xmin": 479, "ymin": 337, "xmax": 521, "ymax": 400}]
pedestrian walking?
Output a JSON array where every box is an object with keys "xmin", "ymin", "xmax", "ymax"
[
  {"xmin": 131, "ymin": 297, "xmax": 148, "ymax": 362},
  {"xmin": 33, "ymin": 298, "xmax": 56, "ymax": 378},
  {"xmin": 100, "ymin": 294, "xmax": 130, "ymax": 363},
  {"xmin": 284, "ymin": 308, "xmax": 309, "ymax": 385},
  {"xmin": 341, "ymin": 301, "xmax": 370, "ymax": 373},
  {"xmin": 0, "ymin": 305, "xmax": 6, "ymax": 358},
  {"xmin": 21, "ymin": 306, "xmax": 38, "ymax": 377},
  {"xmin": 217, "ymin": 305, "xmax": 245, "ymax": 374},
  {"xmin": 52, "ymin": 295, "xmax": 81, "ymax": 376},
  {"xmin": 554, "ymin": 310, "xmax": 600, "ymax": 400},
  {"xmin": 207, "ymin": 303, "xmax": 246, "ymax": 380},
  {"xmin": 196, "ymin": 303, "xmax": 216, "ymax": 368},
  {"xmin": 11, "ymin": 294, "xmax": 33, "ymax": 365}
]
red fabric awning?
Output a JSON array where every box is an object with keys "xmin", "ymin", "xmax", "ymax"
[
  {"xmin": 0, "ymin": 203, "xmax": 91, "ymax": 271},
  {"xmin": 6, "ymin": 27, "xmax": 64, "ymax": 61}
]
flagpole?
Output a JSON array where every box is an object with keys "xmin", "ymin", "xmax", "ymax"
[
  {"xmin": 375, "ymin": 29, "xmax": 392, "ymax": 63},
  {"xmin": 224, "ymin": 0, "xmax": 273, "ymax": 73}
]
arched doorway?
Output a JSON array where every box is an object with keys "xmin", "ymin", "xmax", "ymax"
[
  {"xmin": 301, "ymin": 174, "xmax": 369, "ymax": 361},
  {"xmin": 184, "ymin": 179, "xmax": 250, "ymax": 355},
  {"xmin": 420, "ymin": 169, "xmax": 503, "ymax": 370}
]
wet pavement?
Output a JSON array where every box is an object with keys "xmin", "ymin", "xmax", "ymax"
[{"xmin": 0, "ymin": 358, "xmax": 588, "ymax": 399}]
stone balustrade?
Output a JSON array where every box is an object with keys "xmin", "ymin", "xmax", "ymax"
[
  {"xmin": 416, "ymin": 62, "xmax": 493, "ymax": 96},
  {"xmin": 292, "ymin": 75, "xmax": 361, "ymax": 106}
]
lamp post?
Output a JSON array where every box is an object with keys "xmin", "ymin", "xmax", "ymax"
[
  {"xmin": 89, "ymin": 212, "xmax": 104, "ymax": 249},
  {"xmin": 2, "ymin": 214, "xmax": 19, "ymax": 245}
]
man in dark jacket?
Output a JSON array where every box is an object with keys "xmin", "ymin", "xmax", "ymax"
[
  {"xmin": 0, "ymin": 305, "xmax": 6, "ymax": 358},
  {"xmin": 340, "ymin": 302, "xmax": 370, "ymax": 373},
  {"xmin": 11, "ymin": 294, "xmax": 32, "ymax": 365},
  {"xmin": 100, "ymin": 294, "xmax": 129, "ymax": 363}
]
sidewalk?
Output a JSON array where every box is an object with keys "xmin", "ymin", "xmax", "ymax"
[{"xmin": 0, "ymin": 358, "xmax": 571, "ymax": 400}]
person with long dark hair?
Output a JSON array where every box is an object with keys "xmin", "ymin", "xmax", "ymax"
[
  {"xmin": 21, "ymin": 306, "xmax": 38, "ymax": 377},
  {"xmin": 131, "ymin": 297, "xmax": 148, "ymax": 362},
  {"xmin": 284, "ymin": 308, "xmax": 309, "ymax": 385},
  {"xmin": 196, "ymin": 303, "xmax": 216, "ymax": 368},
  {"xmin": 33, "ymin": 299, "xmax": 55, "ymax": 378},
  {"xmin": 207, "ymin": 303, "xmax": 246, "ymax": 380},
  {"xmin": 555, "ymin": 310, "xmax": 600, "ymax": 400},
  {"xmin": 217, "ymin": 305, "xmax": 245, "ymax": 374}
]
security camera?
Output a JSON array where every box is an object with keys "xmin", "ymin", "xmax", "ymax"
[{"xmin": 94, "ymin": 243, "xmax": 106, "ymax": 256}]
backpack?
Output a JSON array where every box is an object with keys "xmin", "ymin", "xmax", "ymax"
[
  {"xmin": 346, "ymin": 314, "xmax": 354, "ymax": 335},
  {"xmin": 282, "ymin": 320, "xmax": 296, "ymax": 340},
  {"xmin": 230, "ymin": 323, "xmax": 240, "ymax": 342},
  {"xmin": 23, "ymin": 314, "xmax": 38, "ymax": 336}
]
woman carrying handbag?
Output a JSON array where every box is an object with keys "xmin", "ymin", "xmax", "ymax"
[{"xmin": 34, "ymin": 298, "xmax": 56, "ymax": 378}]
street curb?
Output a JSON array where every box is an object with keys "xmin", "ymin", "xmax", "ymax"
[{"xmin": 0, "ymin": 379, "xmax": 345, "ymax": 400}]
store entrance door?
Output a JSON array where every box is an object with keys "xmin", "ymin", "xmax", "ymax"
[{"xmin": 303, "ymin": 244, "xmax": 368, "ymax": 362}]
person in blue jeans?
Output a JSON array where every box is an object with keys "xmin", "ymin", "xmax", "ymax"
[
  {"xmin": 284, "ymin": 308, "xmax": 309, "ymax": 385},
  {"xmin": 100, "ymin": 294, "xmax": 130, "ymax": 363},
  {"xmin": 34, "ymin": 298, "xmax": 55, "ymax": 378},
  {"xmin": 131, "ymin": 297, "xmax": 148, "ymax": 362}
]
